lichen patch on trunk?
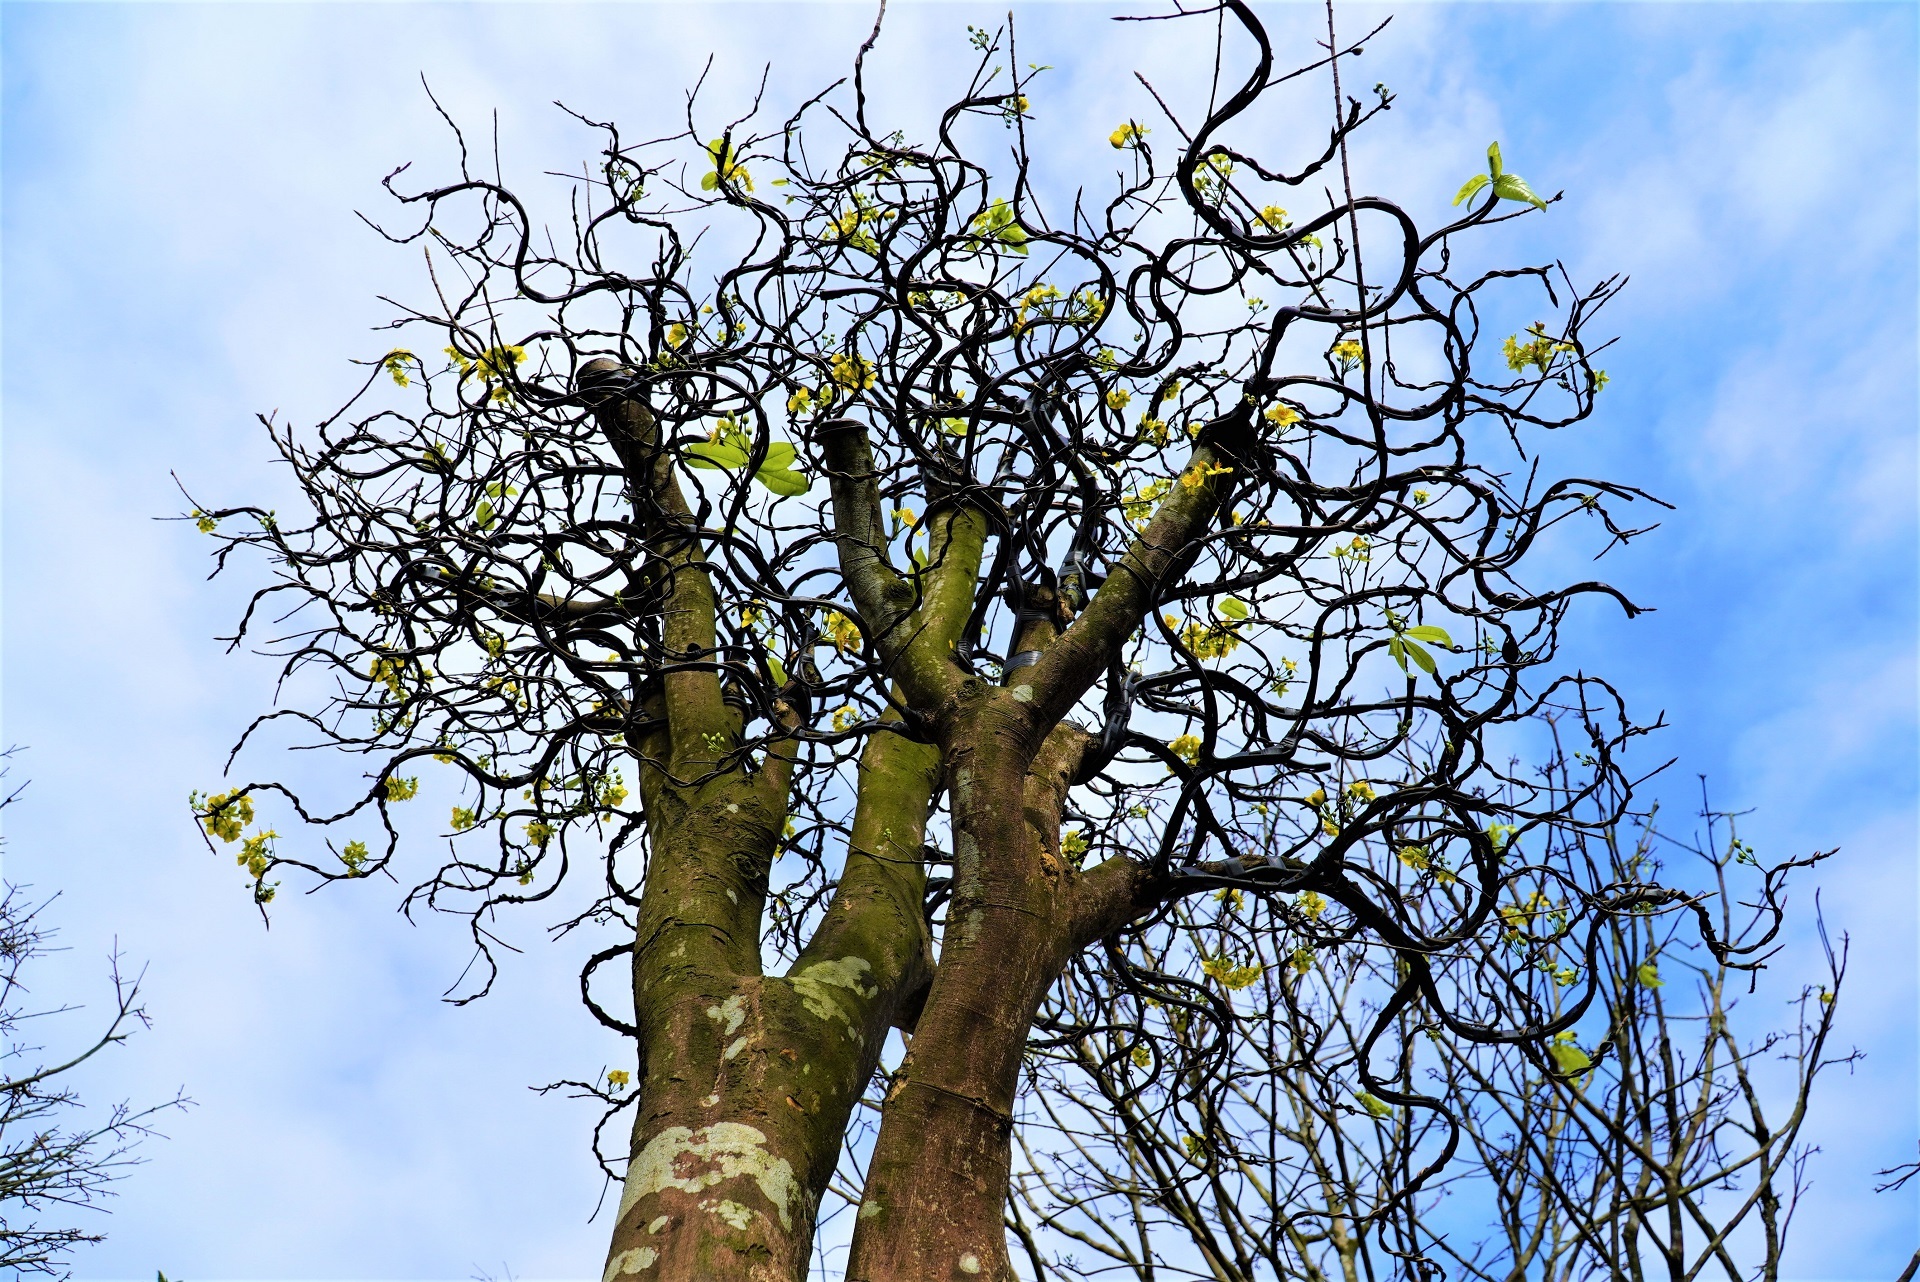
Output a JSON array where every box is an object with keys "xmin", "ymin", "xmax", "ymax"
[
  {"xmin": 789, "ymin": 955, "xmax": 876, "ymax": 1026},
  {"xmin": 619, "ymin": 1122, "xmax": 799, "ymax": 1231},
  {"xmin": 601, "ymin": 1246, "xmax": 658, "ymax": 1280}
]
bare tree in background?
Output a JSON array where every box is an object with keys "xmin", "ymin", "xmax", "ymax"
[
  {"xmin": 0, "ymin": 758, "xmax": 188, "ymax": 1277},
  {"xmin": 1006, "ymin": 748, "xmax": 1847, "ymax": 1282},
  {"xmin": 184, "ymin": 3, "xmax": 1819, "ymax": 1277}
]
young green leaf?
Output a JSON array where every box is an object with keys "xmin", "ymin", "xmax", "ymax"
[
  {"xmin": 1493, "ymin": 172, "xmax": 1548, "ymax": 211},
  {"xmin": 1548, "ymin": 1038, "xmax": 1592, "ymax": 1077},
  {"xmin": 1402, "ymin": 624, "xmax": 1454, "ymax": 648},
  {"xmin": 1404, "ymin": 638, "xmax": 1438, "ymax": 675},
  {"xmin": 753, "ymin": 463, "xmax": 811, "ymax": 496},
  {"xmin": 1218, "ymin": 596, "xmax": 1250, "ymax": 621},
  {"xmin": 1452, "ymin": 172, "xmax": 1490, "ymax": 206},
  {"xmin": 1635, "ymin": 961, "xmax": 1664, "ymax": 988},
  {"xmin": 687, "ymin": 440, "xmax": 750, "ymax": 469},
  {"xmin": 1487, "ymin": 140, "xmax": 1505, "ymax": 178}
]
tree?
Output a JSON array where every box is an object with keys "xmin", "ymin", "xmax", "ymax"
[
  {"xmin": 184, "ymin": 4, "xmax": 1799, "ymax": 1277},
  {"xmin": 1005, "ymin": 767, "xmax": 1849, "ymax": 1282},
  {"xmin": 0, "ymin": 757, "xmax": 188, "ymax": 1277}
]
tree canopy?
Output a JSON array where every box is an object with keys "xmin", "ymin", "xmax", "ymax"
[{"xmin": 185, "ymin": 4, "xmax": 1815, "ymax": 1278}]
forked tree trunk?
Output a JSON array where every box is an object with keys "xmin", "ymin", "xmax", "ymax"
[
  {"xmin": 595, "ymin": 711, "xmax": 943, "ymax": 1280},
  {"xmin": 846, "ymin": 689, "xmax": 1146, "ymax": 1282}
]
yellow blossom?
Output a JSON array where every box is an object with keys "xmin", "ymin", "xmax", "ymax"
[
  {"xmin": 824, "ymin": 610, "xmax": 862, "ymax": 654},
  {"xmin": 1109, "ymin": 122, "xmax": 1148, "ymax": 149},
  {"xmin": 607, "ymin": 1069, "xmax": 631, "ymax": 1089},
  {"xmin": 1169, "ymin": 733, "xmax": 1203, "ymax": 766},
  {"xmin": 829, "ymin": 352, "xmax": 876, "ymax": 391},
  {"xmin": 192, "ymin": 789, "xmax": 254, "ymax": 844}
]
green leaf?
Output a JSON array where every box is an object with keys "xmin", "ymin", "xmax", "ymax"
[
  {"xmin": 1388, "ymin": 635, "xmax": 1408, "ymax": 672},
  {"xmin": 1355, "ymin": 1090, "xmax": 1392, "ymax": 1118},
  {"xmin": 1492, "ymin": 172, "xmax": 1548, "ymax": 211},
  {"xmin": 1452, "ymin": 172, "xmax": 1490, "ymax": 207},
  {"xmin": 1487, "ymin": 140, "xmax": 1504, "ymax": 178},
  {"xmin": 753, "ymin": 464, "xmax": 811, "ymax": 496},
  {"xmin": 1635, "ymin": 961, "xmax": 1664, "ymax": 988},
  {"xmin": 765, "ymin": 647, "xmax": 787, "ymax": 686},
  {"xmin": 1218, "ymin": 596, "xmax": 1250, "ymax": 621},
  {"xmin": 687, "ymin": 440, "xmax": 750, "ymax": 470},
  {"xmin": 1548, "ymin": 1039, "xmax": 1592, "ymax": 1076},
  {"xmin": 1404, "ymin": 638, "xmax": 1438, "ymax": 675},
  {"xmin": 700, "ymin": 172, "xmax": 720, "ymax": 192},
  {"xmin": 759, "ymin": 441, "xmax": 798, "ymax": 470},
  {"xmin": 1402, "ymin": 625, "xmax": 1454, "ymax": 648}
]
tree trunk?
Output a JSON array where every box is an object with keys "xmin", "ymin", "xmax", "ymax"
[
  {"xmin": 846, "ymin": 693, "xmax": 1143, "ymax": 1282},
  {"xmin": 600, "ymin": 718, "xmax": 941, "ymax": 1281}
]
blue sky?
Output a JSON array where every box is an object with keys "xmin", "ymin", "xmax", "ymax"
[{"xmin": 0, "ymin": 2, "xmax": 1913, "ymax": 1279}]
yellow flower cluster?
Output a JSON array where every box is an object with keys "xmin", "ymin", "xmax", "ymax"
[
  {"xmin": 1123, "ymin": 478, "xmax": 1171, "ymax": 528},
  {"xmin": 829, "ymin": 352, "xmax": 876, "ymax": 391},
  {"xmin": 1331, "ymin": 340, "xmax": 1365, "ymax": 367},
  {"xmin": 1200, "ymin": 955, "xmax": 1265, "ymax": 990},
  {"xmin": 238, "ymin": 829, "xmax": 277, "ymax": 879},
  {"xmin": 1168, "ymin": 733, "xmax": 1202, "ymax": 765},
  {"xmin": 823, "ymin": 610, "xmax": 862, "ymax": 655},
  {"xmin": 1177, "ymin": 619, "xmax": 1241, "ymax": 661},
  {"xmin": 1256, "ymin": 206, "xmax": 1291, "ymax": 232},
  {"xmin": 384, "ymin": 776, "xmax": 419, "ymax": 803},
  {"xmin": 1109, "ymin": 121, "xmax": 1148, "ymax": 149},
  {"xmin": 1180, "ymin": 462, "xmax": 1233, "ymax": 490},
  {"xmin": 192, "ymin": 789, "xmax": 254, "ymax": 843},
  {"xmin": 446, "ymin": 344, "xmax": 526, "ymax": 402},
  {"xmin": 1503, "ymin": 323, "xmax": 1573, "ymax": 374}
]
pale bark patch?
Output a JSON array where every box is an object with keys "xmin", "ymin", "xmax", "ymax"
[
  {"xmin": 706, "ymin": 994, "xmax": 748, "ymax": 1037},
  {"xmin": 601, "ymin": 1246, "xmax": 658, "ymax": 1281},
  {"xmin": 618, "ymin": 1122, "xmax": 799, "ymax": 1230},
  {"xmin": 789, "ymin": 956, "xmax": 876, "ymax": 1027}
]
